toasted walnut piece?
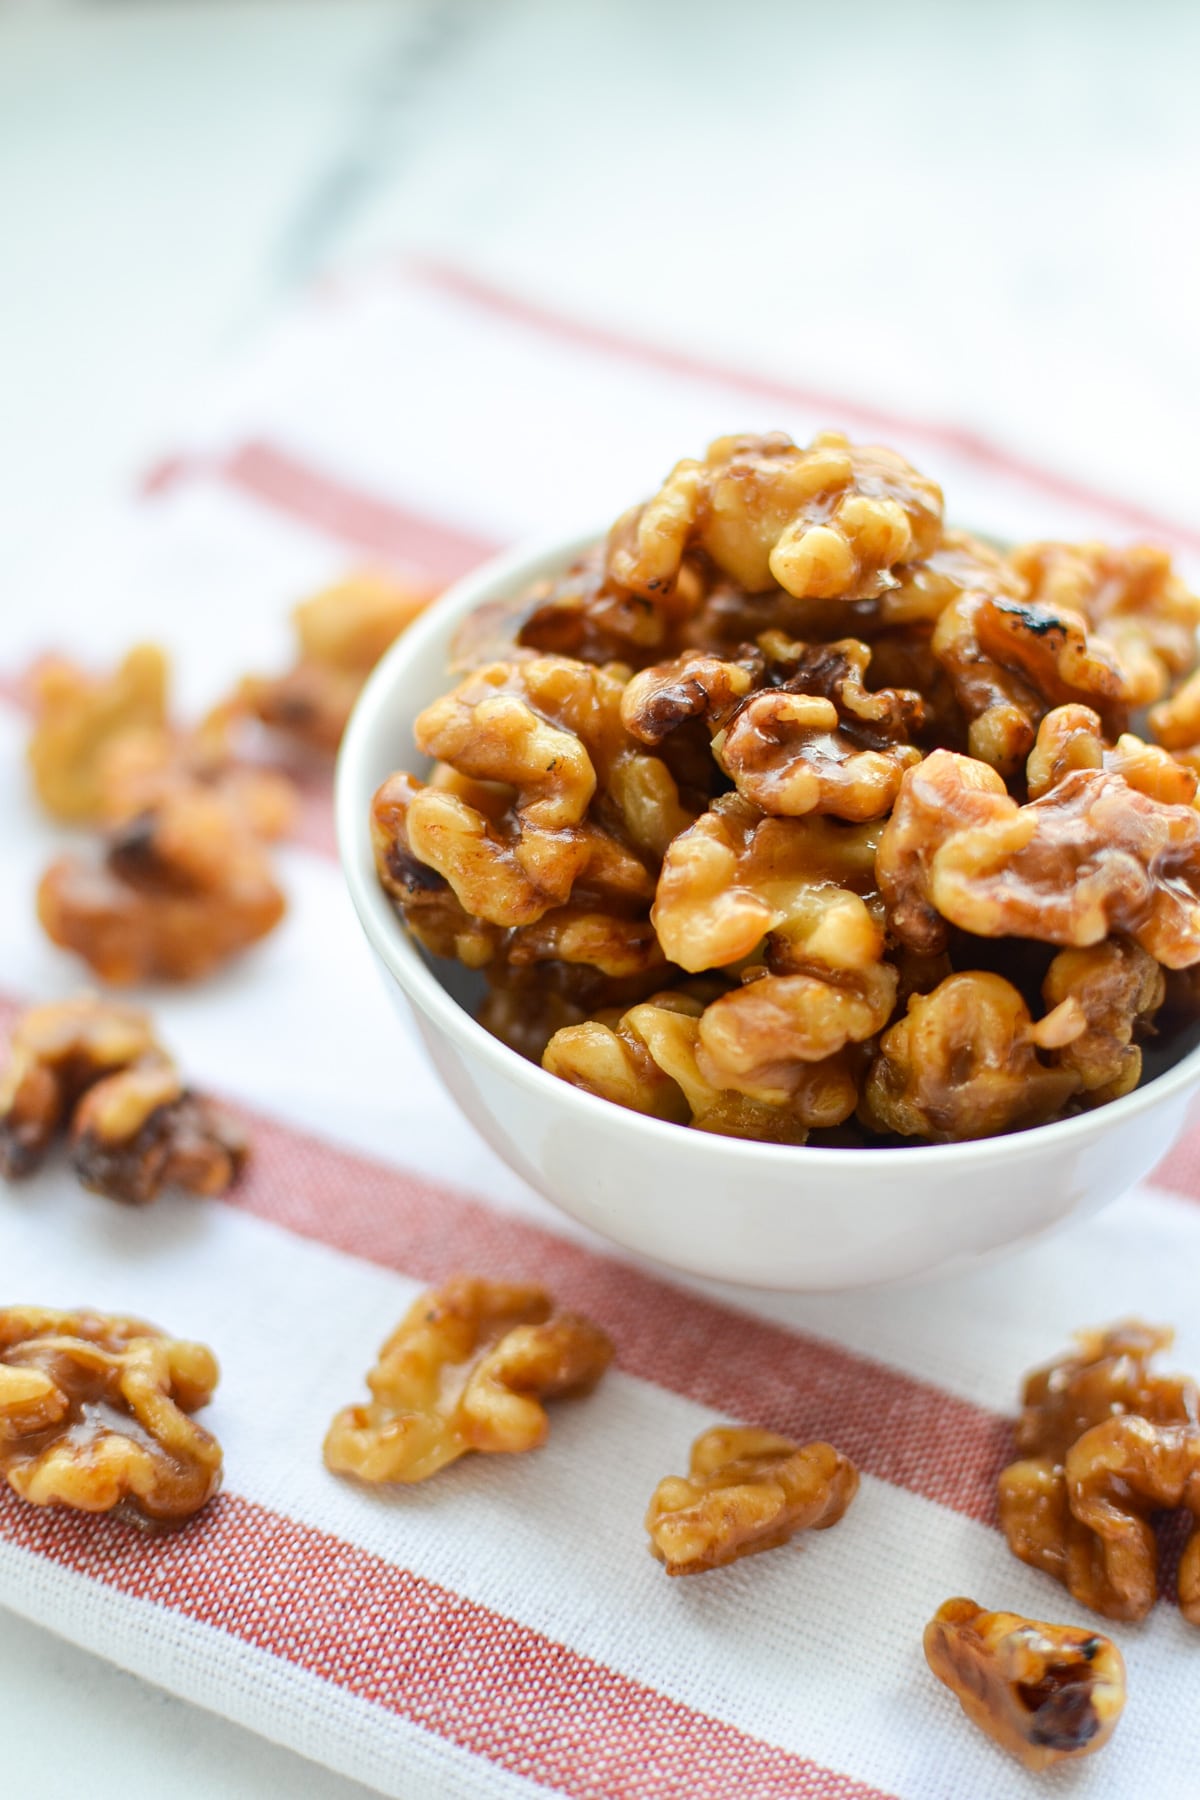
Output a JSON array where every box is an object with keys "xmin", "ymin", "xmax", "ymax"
[
  {"xmin": 1014, "ymin": 540, "xmax": 1200, "ymax": 707},
  {"xmin": 1014, "ymin": 1322, "xmax": 1196, "ymax": 1462},
  {"xmin": 370, "ymin": 770, "xmax": 501, "ymax": 966},
  {"xmin": 1026, "ymin": 705, "xmax": 1106, "ymax": 799},
  {"xmin": 0, "ymin": 1306, "xmax": 222, "ymax": 1526},
  {"xmin": 1063, "ymin": 1415, "xmax": 1200, "ymax": 1621},
  {"xmin": 70, "ymin": 1067, "xmax": 246, "ymax": 1206},
  {"xmin": 931, "ymin": 591, "xmax": 1129, "ymax": 776},
  {"xmin": 240, "ymin": 570, "xmax": 432, "ymax": 753},
  {"xmin": 877, "ymin": 751, "xmax": 1011, "ymax": 954},
  {"xmin": 607, "ymin": 431, "xmax": 942, "ymax": 602},
  {"xmin": 1025, "ymin": 707, "xmax": 1196, "ymax": 807},
  {"xmin": 323, "ymin": 1277, "xmax": 612, "ymax": 1484},
  {"xmin": 455, "ymin": 545, "xmax": 710, "ymax": 670},
  {"xmin": 96, "ymin": 721, "xmax": 298, "ymax": 843},
  {"xmin": 620, "ymin": 648, "xmax": 762, "ymax": 745},
  {"xmin": 930, "ymin": 765, "xmax": 1200, "ymax": 967},
  {"xmin": 1041, "ymin": 941, "xmax": 1165, "ymax": 1102},
  {"xmin": 38, "ymin": 786, "xmax": 286, "ymax": 984},
  {"xmin": 861, "ymin": 972, "xmax": 1079, "ymax": 1142},
  {"xmin": 400, "ymin": 656, "xmax": 671, "ymax": 929},
  {"xmin": 924, "ymin": 1598, "xmax": 1125, "ymax": 1772},
  {"xmin": 544, "ymin": 994, "xmax": 856, "ymax": 1140},
  {"xmin": 999, "ymin": 1323, "xmax": 1200, "ymax": 1622},
  {"xmin": 653, "ymin": 794, "xmax": 880, "ymax": 973},
  {"xmin": 0, "ymin": 996, "xmax": 157, "ymax": 1178},
  {"xmin": 691, "ymin": 886, "xmax": 894, "ymax": 1096},
  {"xmin": 506, "ymin": 907, "xmax": 668, "ymax": 981},
  {"xmin": 880, "ymin": 529, "xmax": 1027, "ymax": 629},
  {"xmin": 1149, "ymin": 666, "xmax": 1200, "ymax": 752},
  {"xmin": 27, "ymin": 646, "xmax": 169, "ymax": 824},
  {"xmin": 0, "ymin": 994, "xmax": 246, "ymax": 1203},
  {"xmin": 881, "ymin": 749, "xmax": 1200, "ymax": 966},
  {"xmin": 645, "ymin": 1426, "xmax": 858, "ymax": 1576}
]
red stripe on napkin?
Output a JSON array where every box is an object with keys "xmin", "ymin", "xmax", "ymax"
[
  {"xmin": 141, "ymin": 441, "xmax": 500, "ymax": 582},
  {"xmin": 0, "ymin": 1488, "xmax": 895, "ymax": 1800},
  {"xmin": 232, "ymin": 1108, "xmax": 1012, "ymax": 1525},
  {"xmin": 411, "ymin": 261, "xmax": 1200, "ymax": 556}
]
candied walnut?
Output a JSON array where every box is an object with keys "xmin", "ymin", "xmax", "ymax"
[
  {"xmin": 394, "ymin": 657, "xmax": 673, "ymax": 929},
  {"xmin": 653, "ymin": 793, "xmax": 879, "ymax": 973},
  {"xmin": 1014, "ymin": 540, "xmax": 1200, "ymax": 706},
  {"xmin": 924, "ymin": 1598, "xmax": 1125, "ymax": 1772},
  {"xmin": 70, "ymin": 1066, "xmax": 246, "ymax": 1206},
  {"xmin": 37, "ymin": 786, "xmax": 286, "ymax": 984},
  {"xmin": 623, "ymin": 636, "xmax": 923, "ymax": 822},
  {"xmin": 645, "ymin": 1426, "xmax": 858, "ymax": 1576},
  {"xmin": 607, "ymin": 431, "xmax": 942, "ymax": 602},
  {"xmin": 1014, "ymin": 1322, "xmax": 1197, "ymax": 1462},
  {"xmin": 880, "ymin": 529, "xmax": 1026, "ymax": 629},
  {"xmin": 0, "ymin": 995, "xmax": 156, "ymax": 1178},
  {"xmin": 1041, "ymin": 941, "xmax": 1164, "ymax": 1102},
  {"xmin": 692, "ymin": 883, "xmax": 895, "ymax": 1096},
  {"xmin": 27, "ymin": 645, "xmax": 169, "ymax": 823},
  {"xmin": 881, "ymin": 749, "xmax": 1200, "ymax": 966},
  {"xmin": 876, "ymin": 751, "xmax": 1010, "ymax": 954},
  {"xmin": 544, "ymin": 993, "xmax": 858, "ymax": 1141},
  {"xmin": 371, "ymin": 770, "xmax": 502, "ymax": 967},
  {"xmin": 999, "ymin": 1323, "xmax": 1200, "ymax": 1623},
  {"xmin": 240, "ymin": 570, "xmax": 432, "ymax": 753},
  {"xmin": 1149, "ymin": 666, "xmax": 1200, "ymax": 766},
  {"xmin": 0, "ymin": 994, "xmax": 245, "ymax": 1202},
  {"xmin": 324, "ymin": 1277, "xmax": 613, "ymax": 1484},
  {"xmin": 0, "ymin": 1306, "xmax": 222, "ymax": 1526},
  {"xmin": 715, "ymin": 649, "xmax": 922, "ymax": 824},
  {"xmin": 861, "ymin": 972, "xmax": 1079, "ymax": 1142},
  {"xmin": 621, "ymin": 647, "xmax": 762, "ymax": 745},
  {"xmin": 1028, "ymin": 707, "xmax": 1198, "ymax": 807},
  {"xmin": 455, "ymin": 544, "xmax": 711, "ymax": 669},
  {"xmin": 931, "ymin": 590, "xmax": 1129, "ymax": 776},
  {"xmin": 96, "ymin": 721, "xmax": 298, "ymax": 843}
]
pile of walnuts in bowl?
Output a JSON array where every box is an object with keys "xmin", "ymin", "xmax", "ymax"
[{"xmin": 370, "ymin": 430, "xmax": 1200, "ymax": 1145}]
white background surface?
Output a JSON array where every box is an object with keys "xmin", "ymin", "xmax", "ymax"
[{"xmin": 2, "ymin": 2, "xmax": 1199, "ymax": 1795}]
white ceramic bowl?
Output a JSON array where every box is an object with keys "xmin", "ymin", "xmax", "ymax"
[{"xmin": 337, "ymin": 532, "xmax": 1200, "ymax": 1291}]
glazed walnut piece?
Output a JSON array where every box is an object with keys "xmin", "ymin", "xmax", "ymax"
[
  {"xmin": 0, "ymin": 994, "xmax": 245, "ymax": 1203},
  {"xmin": 653, "ymin": 793, "xmax": 880, "ymax": 972},
  {"xmin": 544, "ymin": 991, "xmax": 859, "ymax": 1141},
  {"xmin": 396, "ymin": 656, "xmax": 675, "ymax": 929},
  {"xmin": 1027, "ymin": 705, "xmax": 1198, "ymax": 808},
  {"xmin": 1014, "ymin": 540, "xmax": 1200, "ymax": 707},
  {"xmin": 0, "ymin": 1307, "xmax": 222, "ymax": 1526},
  {"xmin": 930, "ymin": 589, "xmax": 1130, "ymax": 776},
  {"xmin": 323, "ymin": 1276, "xmax": 613, "ymax": 1484},
  {"xmin": 999, "ymin": 1323, "xmax": 1200, "ymax": 1623},
  {"xmin": 1041, "ymin": 940, "xmax": 1165, "ymax": 1103},
  {"xmin": 924, "ymin": 1598, "xmax": 1126, "ymax": 1772},
  {"xmin": 27, "ymin": 645, "xmax": 169, "ymax": 823},
  {"xmin": 861, "ymin": 972, "xmax": 1079, "ymax": 1142},
  {"xmin": 239, "ymin": 569, "xmax": 432, "ymax": 754},
  {"xmin": 645, "ymin": 1426, "xmax": 858, "ymax": 1575},
  {"xmin": 879, "ymin": 748, "xmax": 1200, "ymax": 967},
  {"xmin": 38, "ymin": 785, "xmax": 287, "ymax": 984},
  {"xmin": 608, "ymin": 430, "xmax": 943, "ymax": 602}
]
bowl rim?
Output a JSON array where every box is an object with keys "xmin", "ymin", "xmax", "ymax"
[{"xmin": 337, "ymin": 527, "xmax": 1200, "ymax": 1170}]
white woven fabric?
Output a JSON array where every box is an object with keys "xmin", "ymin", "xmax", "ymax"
[{"xmin": 1, "ymin": 263, "xmax": 1199, "ymax": 1800}]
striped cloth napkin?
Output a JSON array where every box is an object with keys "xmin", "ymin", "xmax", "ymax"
[{"xmin": 2, "ymin": 261, "xmax": 1199, "ymax": 1800}]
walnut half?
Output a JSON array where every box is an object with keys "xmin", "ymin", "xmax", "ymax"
[
  {"xmin": 645, "ymin": 1425, "xmax": 858, "ymax": 1575},
  {"xmin": 924, "ymin": 1598, "xmax": 1125, "ymax": 1771},
  {"xmin": 324, "ymin": 1276, "xmax": 613, "ymax": 1484},
  {"xmin": 0, "ymin": 995, "xmax": 246, "ymax": 1204},
  {"xmin": 0, "ymin": 1307, "xmax": 222, "ymax": 1527}
]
